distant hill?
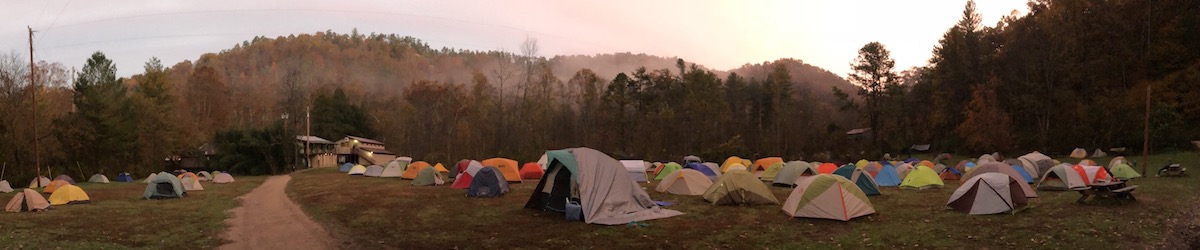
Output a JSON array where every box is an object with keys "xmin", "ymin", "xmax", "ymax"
[{"xmin": 727, "ymin": 58, "xmax": 856, "ymax": 100}]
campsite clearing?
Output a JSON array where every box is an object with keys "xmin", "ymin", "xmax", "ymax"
[
  {"xmin": 0, "ymin": 176, "xmax": 265, "ymax": 249},
  {"xmin": 288, "ymin": 151, "xmax": 1200, "ymax": 249}
]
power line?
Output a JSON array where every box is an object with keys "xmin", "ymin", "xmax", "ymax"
[{"xmin": 36, "ymin": 0, "xmax": 73, "ymax": 45}]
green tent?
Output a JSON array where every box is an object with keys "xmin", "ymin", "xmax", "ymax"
[
  {"xmin": 1109, "ymin": 163, "xmax": 1142, "ymax": 179},
  {"xmin": 143, "ymin": 171, "xmax": 185, "ymax": 199},
  {"xmin": 702, "ymin": 169, "xmax": 779, "ymax": 205},
  {"xmin": 412, "ymin": 166, "xmax": 444, "ymax": 186},
  {"xmin": 654, "ymin": 162, "xmax": 683, "ymax": 180},
  {"xmin": 759, "ymin": 162, "xmax": 785, "ymax": 181}
]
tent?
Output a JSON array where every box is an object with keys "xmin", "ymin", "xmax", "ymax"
[
  {"xmin": 432, "ymin": 163, "xmax": 450, "ymax": 176},
  {"xmin": 833, "ymin": 165, "xmax": 881, "ymax": 196},
  {"xmin": 917, "ymin": 160, "xmax": 935, "ymax": 169},
  {"xmin": 1036, "ymin": 164, "xmax": 1087, "ymax": 191},
  {"xmin": 54, "ymin": 175, "xmax": 76, "ymax": 184},
  {"xmin": 450, "ymin": 160, "xmax": 485, "ymax": 189},
  {"xmin": 178, "ymin": 172, "xmax": 205, "ymax": 191},
  {"xmin": 339, "ymin": 162, "xmax": 354, "ymax": 173},
  {"xmin": 978, "ymin": 154, "xmax": 996, "ymax": 164},
  {"xmin": 781, "ymin": 174, "xmax": 875, "ymax": 221},
  {"xmin": 525, "ymin": 147, "xmax": 683, "ymax": 225},
  {"xmin": 759, "ymin": 162, "xmax": 786, "ymax": 181},
  {"xmin": 963, "ymin": 162, "xmax": 1038, "ymax": 198},
  {"xmin": 683, "ymin": 162, "xmax": 718, "ymax": 180},
  {"xmin": 863, "ymin": 162, "xmax": 883, "ymax": 176},
  {"xmin": 451, "ymin": 159, "xmax": 472, "ymax": 177},
  {"xmin": 655, "ymin": 169, "xmax": 713, "ymax": 195},
  {"xmin": 481, "ymin": 158, "xmax": 522, "ymax": 182},
  {"xmin": 900, "ymin": 166, "xmax": 944, "ymax": 189},
  {"xmin": 702, "ymin": 169, "xmax": 779, "ymax": 205},
  {"xmin": 467, "ymin": 167, "xmax": 510, "ymax": 197},
  {"xmin": 520, "ymin": 162, "xmax": 545, "ymax": 179},
  {"xmin": 1108, "ymin": 156, "xmax": 1127, "ymax": 169},
  {"xmin": 875, "ymin": 164, "xmax": 903, "ymax": 187},
  {"xmin": 1092, "ymin": 149, "xmax": 1107, "ymax": 158},
  {"xmin": 48, "ymin": 184, "xmax": 90, "ymax": 205},
  {"xmin": 401, "ymin": 161, "xmax": 432, "ymax": 179},
  {"xmin": 1007, "ymin": 163, "xmax": 1035, "ymax": 183},
  {"xmin": 536, "ymin": 153, "xmax": 549, "ymax": 170},
  {"xmin": 1074, "ymin": 165, "xmax": 1112, "ymax": 185},
  {"xmin": 363, "ymin": 165, "xmax": 385, "ymax": 177},
  {"xmin": 751, "ymin": 157, "xmax": 784, "ymax": 173},
  {"xmin": 1017, "ymin": 151, "xmax": 1054, "ymax": 177},
  {"xmin": 1110, "ymin": 163, "xmax": 1142, "ymax": 180},
  {"xmin": 773, "ymin": 161, "xmax": 816, "ymax": 187},
  {"xmin": 43, "ymin": 180, "xmax": 71, "ymax": 194},
  {"xmin": 939, "ymin": 166, "xmax": 962, "ymax": 180},
  {"xmin": 412, "ymin": 167, "xmax": 445, "ymax": 186},
  {"xmin": 855, "ymin": 159, "xmax": 869, "ymax": 169},
  {"xmin": 0, "ymin": 180, "xmax": 11, "ymax": 193},
  {"xmin": 720, "ymin": 156, "xmax": 749, "ymax": 172},
  {"xmin": 347, "ymin": 165, "xmax": 367, "ymax": 175},
  {"xmin": 895, "ymin": 163, "xmax": 915, "ymax": 180},
  {"xmin": 654, "ymin": 162, "xmax": 683, "ymax": 181},
  {"xmin": 724, "ymin": 163, "xmax": 748, "ymax": 172},
  {"xmin": 380, "ymin": 161, "xmax": 404, "ymax": 178},
  {"xmin": 702, "ymin": 162, "xmax": 722, "ymax": 178},
  {"xmin": 144, "ymin": 172, "xmax": 186, "ymax": 199},
  {"xmin": 115, "ymin": 173, "xmax": 134, "ymax": 182},
  {"xmin": 212, "ymin": 173, "xmax": 235, "ymax": 184},
  {"xmin": 817, "ymin": 163, "xmax": 839, "ymax": 174},
  {"xmin": 197, "ymin": 171, "xmax": 213, "ymax": 181},
  {"xmin": 1070, "ymin": 148, "xmax": 1088, "ymax": 159},
  {"xmin": 5, "ymin": 189, "xmax": 50, "ymax": 212},
  {"xmin": 1079, "ymin": 159, "xmax": 1097, "ymax": 166},
  {"xmin": 143, "ymin": 173, "xmax": 158, "ymax": 184},
  {"xmin": 89, "ymin": 174, "xmax": 110, "ymax": 183},
  {"xmin": 947, "ymin": 172, "xmax": 1030, "ymax": 215},
  {"xmin": 620, "ymin": 160, "xmax": 649, "ymax": 183},
  {"xmin": 683, "ymin": 155, "xmax": 702, "ymax": 164}
]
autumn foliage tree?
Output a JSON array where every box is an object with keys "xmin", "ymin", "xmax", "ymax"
[{"xmin": 956, "ymin": 76, "xmax": 1013, "ymax": 152}]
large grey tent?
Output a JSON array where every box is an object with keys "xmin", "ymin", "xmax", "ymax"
[
  {"xmin": 525, "ymin": 147, "xmax": 683, "ymax": 225},
  {"xmin": 947, "ymin": 172, "xmax": 1030, "ymax": 215},
  {"xmin": 143, "ymin": 172, "xmax": 186, "ymax": 199},
  {"xmin": 774, "ymin": 161, "xmax": 816, "ymax": 187},
  {"xmin": 412, "ymin": 166, "xmax": 445, "ymax": 186},
  {"xmin": 363, "ymin": 165, "xmax": 384, "ymax": 177}
]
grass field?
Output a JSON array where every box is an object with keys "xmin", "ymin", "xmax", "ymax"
[
  {"xmin": 289, "ymin": 151, "xmax": 1200, "ymax": 249},
  {"xmin": 0, "ymin": 175, "xmax": 265, "ymax": 249}
]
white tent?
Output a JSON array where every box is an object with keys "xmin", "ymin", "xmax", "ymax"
[
  {"xmin": 88, "ymin": 174, "xmax": 110, "ymax": 183},
  {"xmin": 347, "ymin": 165, "xmax": 367, "ymax": 175},
  {"xmin": 947, "ymin": 172, "xmax": 1029, "ymax": 215},
  {"xmin": 380, "ymin": 161, "xmax": 404, "ymax": 177},
  {"xmin": 29, "ymin": 176, "xmax": 50, "ymax": 188},
  {"xmin": 197, "ymin": 171, "xmax": 213, "ymax": 182},
  {"xmin": 526, "ymin": 148, "xmax": 683, "ymax": 225},
  {"xmin": 620, "ymin": 160, "xmax": 648, "ymax": 183},
  {"xmin": 0, "ymin": 180, "xmax": 12, "ymax": 193},
  {"xmin": 212, "ymin": 173, "xmax": 235, "ymax": 184},
  {"xmin": 364, "ymin": 165, "xmax": 385, "ymax": 177},
  {"xmin": 144, "ymin": 173, "xmax": 158, "ymax": 184}
]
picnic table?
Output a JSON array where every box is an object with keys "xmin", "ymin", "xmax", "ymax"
[{"xmin": 1072, "ymin": 181, "xmax": 1138, "ymax": 204}]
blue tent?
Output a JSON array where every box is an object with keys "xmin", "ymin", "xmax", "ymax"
[
  {"xmin": 946, "ymin": 166, "xmax": 962, "ymax": 175},
  {"xmin": 833, "ymin": 165, "xmax": 881, "ymax": 196},
  {"xmin": 467, "ymin": 167, "xmax": 510, "ymax": 197},
  {"xmin": 683, "ymin": 162, "xmax": 718, "ymax": 180},
  {"xmin": 964, "ymin": 162, "xmax": 977, "ymax": 170},
  {"xmin": 1008, "ymin": 164, "xmax": 1035, "ymax": 183},
  {"xmin": 339, "ymin": 163, "xmax": 353, "ymax": 173},
  {"xmin": 875, "ymin": 164, "xmax": 902, "ymax": 187},
  {"xmin": 115, "ymin": 172, "xmax": 134, "ymax": 182}
]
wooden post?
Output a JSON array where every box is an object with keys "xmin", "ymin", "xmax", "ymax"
[
  {"xmin": 306, "ymin": 106, "xmax": 311, "ymax": 169},
  {"xmin": 1142, "ymin": 84, "xmax": 1150, "ymax": 175}
]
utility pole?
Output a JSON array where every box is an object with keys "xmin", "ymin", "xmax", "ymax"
[
  {"xmin": 305, "ymin": 106, "xmax": 311, "ymax": 169},
  {"xmin": 1142, "ymin": 85, "xmax": 1150, "ymax": 175},
  {"xmin": 29, "ymin": 26, "xmax": 41, "ymax": 184}
]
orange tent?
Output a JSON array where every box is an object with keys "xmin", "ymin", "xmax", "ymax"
[
  {"xmin": 817, "ymin": 163, "xmax": 839, "ymax": 174},
  {"xmin": 401, "ymin": 161, "xmax": 433, "ymax": 179},
  {"xmin": 433, "ymin": 163, "xmax": 449, "ymax": 174},
  {"xmin": 519, "ymin": 162, "xmax": 544, "ymax": 179},
  {"xmin": 43, "ymin": 180, "xmax": 71, "ymax": 194},
  {"xmin": 481, "ymin": 158, "xmax": 522, "ymax": 182},
  {"xmin": 917, "ymin": 160, "xmax": 935, "ymax": 168},
  {"xmin": 752, "ymin": 157, "xmax": 783, "ymax": 172}
]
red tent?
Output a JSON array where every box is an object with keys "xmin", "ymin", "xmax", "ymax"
[
  {"xmin": 818, "ymin": 163, "xmax": 839, "ymax": 174},
  {"xmin": 519, "ymin": 162, "xmax": 544, "ymax": 179}
]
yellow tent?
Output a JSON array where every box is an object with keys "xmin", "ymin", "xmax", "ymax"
[
  {"xmin": 48, "ymin": 184, "xmax": 90, "ymax": 205},
  {"xmin": 433, "ymin": 163, "xmax": 449, "ymax": 174},
  {"xmin": 855, "ymin": 159, "xmax": 869, "ymax": 169},
  {"xmin": 751, "ymin": 157, "xmax": 783, "ymax": 172},
  {"xmin": 401, "ymin": 161, "xmax": 433, "ymax": 179},
  {"xmin": 481, "ymin": 158, "xmax": 522, "ymax": 182},
  {"xmin": 43, "ymin": 180, "xmax": 71, "ymax": 194},
  {"xmin": 900, "ymin": 166, "xmax": 944, "ymax": 189},
  {"xmin": 721, "ymin": 156, "xmax": 748, "ymax": 172}
]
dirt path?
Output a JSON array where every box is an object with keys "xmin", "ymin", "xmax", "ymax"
[{"xmin": 219, "ymin": 175, "xmax": 337, "ymax": 250}]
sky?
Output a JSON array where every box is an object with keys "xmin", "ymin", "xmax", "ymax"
[{"xmin": 0, "ymin": 0, "xmax": 1029, "ymax": 78}]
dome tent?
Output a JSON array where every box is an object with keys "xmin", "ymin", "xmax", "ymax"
[
  {"xmin": 948, "ymin": 172, "xmax": 1030, "ymax": 215},
  {"xmin": 782, "ymin": 174, "xmax": 875, "ymax": 221},
  {"xmin": 5, "ymin": 189, "xmax": 50, "ymax": 212},
  {"xmin": 89, "ymin": 174, "xmax": 110, "ymax": 183},
  {"xmin": 525, "ymin": 148, "xmax": 683, "ymax": 225},
  {"xmin": 702, "ymin": 169, "xmax": 779, "ymax": 205},
  {"xmin": 144, "ymin": 172, "xmax": 185, "ymax": 199},
  {"xmin": 655, "ymin": 169, "xmax": 712, "ymax": 195}
]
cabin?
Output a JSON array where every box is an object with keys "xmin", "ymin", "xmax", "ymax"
[
  {"xmin": 333, "ymin": 135, "xmax": 396, "ymax": 165},
  {"xmin": 296, "ymin": 135, "xmax": 337, "ymax": 168}
]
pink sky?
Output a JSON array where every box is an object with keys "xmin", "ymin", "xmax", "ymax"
[{"xmin": 2, "ymin": 0, "xmax": 1029, "ymax": 77}]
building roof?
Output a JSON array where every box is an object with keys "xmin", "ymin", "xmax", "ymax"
[
  {"xmin": 341, "ymin": 135, "xmax": 384, "ymax": 145},
  {"xmin": 296, "ymin": 135, "xmax": 334, "ymax": 144},
  {"xmin": 846, "ymin": 128, "xmax": 872, "ymax": 136}
]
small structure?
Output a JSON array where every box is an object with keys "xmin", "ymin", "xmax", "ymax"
[
  {"xmin": 334, "ymin": 135, "xmax": 396, "ymax": 166},
  {"xmin": 296, "ymin": 135, "xmax": 337, "ymax": 168}
]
